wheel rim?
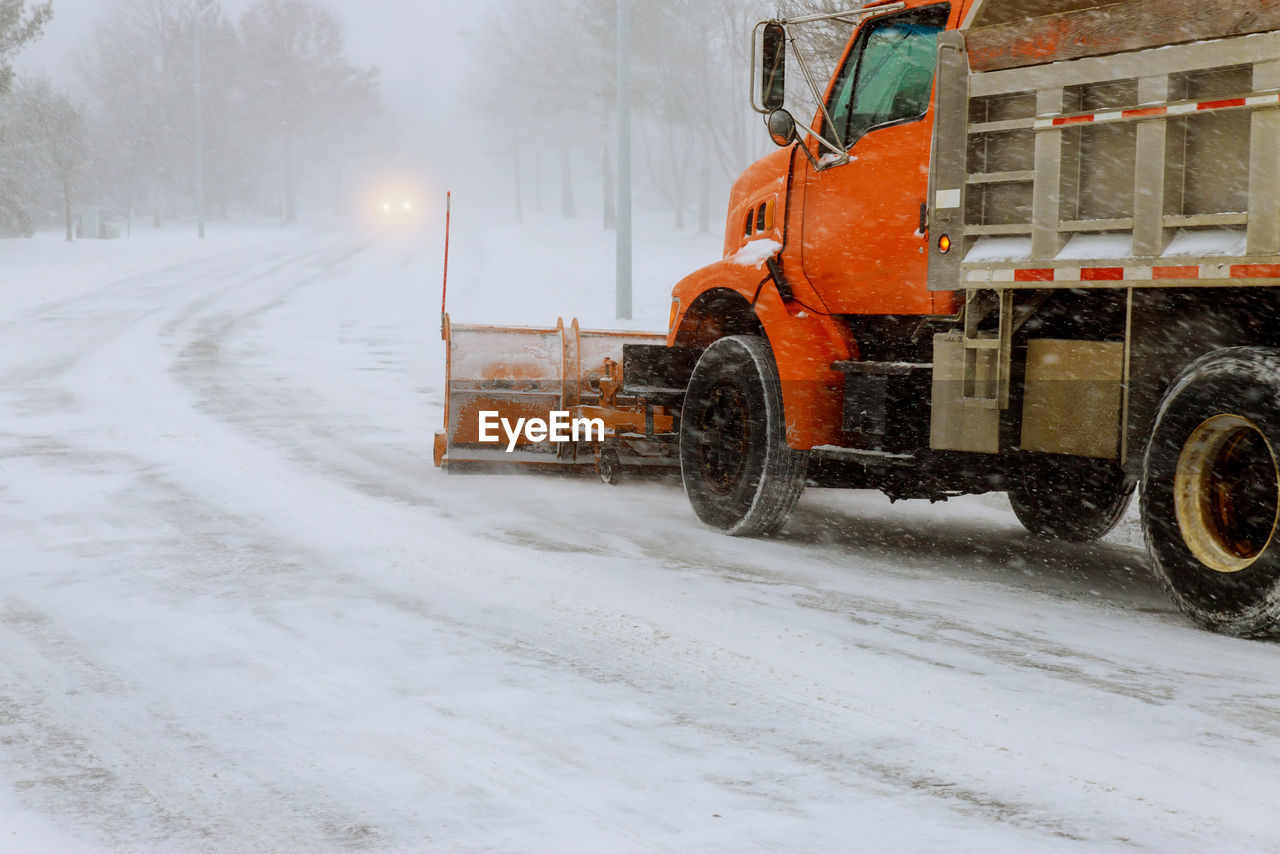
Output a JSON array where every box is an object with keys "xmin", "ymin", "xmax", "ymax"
[
  {"xmin": 697, "ymin": 382, "xmax": 749, "ymax": 495},
  {"xmin": 1174, "ymin": 414, "xmax": 1280, "ymax": 573}
]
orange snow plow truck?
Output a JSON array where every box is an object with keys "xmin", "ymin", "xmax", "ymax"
[{"xmin": 437, "ymin": 0, "xmax": 1280, "ymax": 637}]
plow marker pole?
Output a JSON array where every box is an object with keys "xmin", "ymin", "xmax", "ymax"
[{"xmin": 441, "ymin": 191, "xmax": 451, "ymax": 337}]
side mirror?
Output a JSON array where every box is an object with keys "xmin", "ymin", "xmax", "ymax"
[
  {"xmin": 766, "ymin": 109, "xmax": 797, "ymax": 147},
  {"xmin": 761, "ymin": 22, "xmax": 785, "ymax": 111}
]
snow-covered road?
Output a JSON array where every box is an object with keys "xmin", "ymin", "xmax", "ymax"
[{"xmin": 1, "ymin": 224, "xmax": 1278, "ymax": 852}]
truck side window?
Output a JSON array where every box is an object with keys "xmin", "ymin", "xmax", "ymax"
[{"xmin": 823, "ymin": 6, "xmax": 949, "ymax": 150}]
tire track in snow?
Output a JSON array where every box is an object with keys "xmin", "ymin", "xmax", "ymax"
[
  {"xmin": 135, "ymin": 233, "xmax": 1280, "ymax": 849},
  {"xmin": 0, "ymin": 237, "xmax": 397, "ymax": 851},
  {"xmin": 31, "ymin": 235, "xmax": 1083, "ymax": 850},
  {"xmin": 3, "ymin": 232, "xmax": 1277, "ymax": 850}
]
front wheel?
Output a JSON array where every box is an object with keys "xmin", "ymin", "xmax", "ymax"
[
  {"xmin": 1141, "ymin": 347, "xmax": 1280, "ymax": 637},
  {"xmin": 679, "ymin": 336, "xmax": 807, "ymax": 536}
]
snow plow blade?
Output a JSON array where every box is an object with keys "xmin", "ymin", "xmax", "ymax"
[{"xmin": 434, "ymin": 314, "xmax": 679, "ymax": 477}]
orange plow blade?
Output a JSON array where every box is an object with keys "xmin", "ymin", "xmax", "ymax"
[{"xmin": 435, "ymin": 314, "xmax": 679, "ymax": 476}]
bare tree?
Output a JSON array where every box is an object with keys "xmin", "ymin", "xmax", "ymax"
[
  {"xmin": 21, "ymin": 77, "xmax": 87, "ymax": 240},
  {"xmin": 77, "ymin": 0, "xmax": 381, "ymax": 228},
  {"xmin": 81, "ymin": 0, "xmax": 203, "ymax": 227},
  {"xmin": 470, "ymin": 0, "xmax": 783, "ymax": 233},
  {"xmin": 0, "ymin": 75, "xmax": 86, "ymax": 239},
  {"xmin": 470, "ymin": 0, "xmax": 615, "ymax": 224},
  {"xmin": 239, "ymin": 0, "xmax": 379, "ymax": 224}
]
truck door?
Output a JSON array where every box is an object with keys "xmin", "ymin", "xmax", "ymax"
[{"xmin": 800, "ymin": 5, "xmax": 949, "ymax": 316}]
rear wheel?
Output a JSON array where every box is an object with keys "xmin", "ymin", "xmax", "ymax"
[
  {"xmin": 679, "ymin": 335, "xmax": 806, "ymax": 536},
  {"xmin": 1141, "ymin": 348, "xmax": 1280, "ymax": 637},
  {"xmin": 1009, "ymin": 454, "xmax": 1133, "ymax": 542}
]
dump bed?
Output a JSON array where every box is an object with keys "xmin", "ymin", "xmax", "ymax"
[
  {"xmin": 963, "ymin": 0, "xmax": 1280, "ymax": 72},
  {"xmin": 929, "ymin": 0, "xmax": 1280, "ymax": 293}
]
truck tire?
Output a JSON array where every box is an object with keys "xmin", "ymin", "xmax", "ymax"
[
  {"xmin": 679, "ymin": 335, "xmax": 807, "ymax": 536},
  {"xmin": 1009, "ymin": 455, "xmax": 1133, "ymax": 542},
  {"xmin": 1141, "ymin": 348, "xmax": 1280, "ymax": 637}
]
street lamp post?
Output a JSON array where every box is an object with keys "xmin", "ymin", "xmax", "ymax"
[
  {"xmin": 194, "ymin": 2, "xmax": 206, "ymax": 239},
  {"xmin": 616, "ymin": 0, "xmax": 632, "ymax": 320}
]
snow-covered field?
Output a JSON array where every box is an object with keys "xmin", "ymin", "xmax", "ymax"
[{"xmin": 0, "ymin": 213, "xmax": 1277, "ymax": 853}]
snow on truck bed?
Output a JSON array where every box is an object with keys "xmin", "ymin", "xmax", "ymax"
[
  {"xmin": 0, "ymin": 213, "xmax": 1276, "ymax": 852},
  {"xmin": 965, "ymin": 228, "xmax": 1250, "ymax": 265}
]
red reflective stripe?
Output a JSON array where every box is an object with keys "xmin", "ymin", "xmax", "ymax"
[
  {"xmin": 1199, "ymin": 98, "xmax": 1247, "ymax": 111},
  {"xmin": 1053, "ymin": 114, "xmax": 1094, "ymax": 126},
  {"xmin": 1152, "ymin": 266, "xmax": 1199, "ymax": 280},
  {"xmin": 1082, "ymin": 267, "xmax": 1125, "ymax": 281},
  {"xmin": 1014, "ymin": 268, "xmax": 1055, "ymax": 282},
  {"xmin": 1122, "ymin": 106, "xmax": 1167, "ymax": 119},
  {"xmin": 1231, "ymin": 264, "xmax": 1280, "ymax": 279}
]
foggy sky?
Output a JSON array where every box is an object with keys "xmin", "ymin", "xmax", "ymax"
[{"xmin": 16, "ymin": 0, "xmax": 488, "ymax": 121}]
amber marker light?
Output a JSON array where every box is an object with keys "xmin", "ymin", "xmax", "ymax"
[
  {"xmin": 938, "ymin": 234, "xmax": 952, "ymax": 254},
  {"xmin": 669, "ymin": 299, "xmax": 681, "ymax": 332}
]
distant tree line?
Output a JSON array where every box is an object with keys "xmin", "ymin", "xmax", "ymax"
[
  {"xmin": 470, "ymin": 0, "xmax": 863, "ymax": 233},
  {"xmin": 0, "ymin": 0, "xmax": 383, "ymax": 240}
]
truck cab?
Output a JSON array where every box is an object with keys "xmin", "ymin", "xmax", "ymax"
[{"xmin": 668, "ymin": 0, "xmax": 963, "ymax": 455}]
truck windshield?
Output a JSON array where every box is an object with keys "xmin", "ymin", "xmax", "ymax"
[{"xmin": 823, "ymin": 5, "xmax": 949, "ymax": 150}]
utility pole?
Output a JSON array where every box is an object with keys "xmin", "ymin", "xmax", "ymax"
[
  {"xmin": 514, "ymin": 134, "xmax": 523, "ymax": 224},
  {"xmin": 194, "ymin": 1, "xmax": 206, "ymax": 239},
  {"xmin": 616, "ymin": 0, "xmax": 632, "ymax": 320}
]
